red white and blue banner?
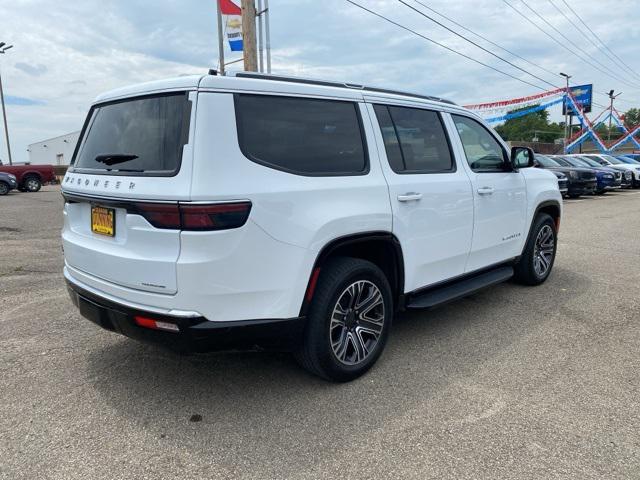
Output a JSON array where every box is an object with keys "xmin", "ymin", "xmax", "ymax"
[{"xmin": 220, "ymin": 0, "xmax": 243, "ymax": 51}]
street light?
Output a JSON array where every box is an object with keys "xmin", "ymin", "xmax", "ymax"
[
  {"xmin": 0, "ymin": 42, "xmax": 13, "ymax": 165},
  {"xmin": 560, "ymin": 72, "xmax": 572, "ymax": 153},
  {"xmin": 607, "ymin": 89, "xmax": 622, "ymax": 143}
]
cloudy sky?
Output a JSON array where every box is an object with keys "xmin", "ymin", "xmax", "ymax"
[{"xmin": 1, "ymin": 0, "xmax": 639, "ymax": 163}]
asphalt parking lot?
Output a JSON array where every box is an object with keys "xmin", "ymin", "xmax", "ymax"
[{"xmin": 1, "ymin": 186, "xmax": 639, "ymax": 479}]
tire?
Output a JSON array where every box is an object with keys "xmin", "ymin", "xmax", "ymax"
[
  {"xmin": 0, "ymin": 181, "xmax": 8, "ymax": 196},
  {"xmin": 513, "ymin": 213, "xmax": 557, "ymax": 286},
  {"xmin": 295, "ymin": 257, "xmax": 393, "ymax": 382},
  {"xmin": 23, "ymin": 176, "xmax": 41, "ymax": 192}
]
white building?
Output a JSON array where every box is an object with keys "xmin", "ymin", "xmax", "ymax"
[{"xmin": 27, "ymin": 131, "xmax": 80, "ymax": 166}]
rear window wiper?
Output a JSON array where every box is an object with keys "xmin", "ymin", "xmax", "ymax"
[{"xmin": 95, "ymin": 153, "xmax": 139, "ymax": 166}]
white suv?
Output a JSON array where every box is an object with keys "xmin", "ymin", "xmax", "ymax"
[{"xmin": 62, "ymin": 72, "xmax": 562, "ymax": 381}]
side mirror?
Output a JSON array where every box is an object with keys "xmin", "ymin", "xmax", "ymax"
[{"xmin": 511, "ymin": 146, "xmax": 535, "ymax": 170}]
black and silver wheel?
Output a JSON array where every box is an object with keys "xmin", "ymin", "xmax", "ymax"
[
  {"xmin": 514, "ymin": 213, "xmax": 557, "ymax": 286},
  {"xmin": 24, "ymin": 176, "xmax": 41, "ymax": 192},
  {"xmin": 0, "ymin": 182, "xmax": 9, "ymax": 196},
  {"xmin": 296, "ymin": 257, "xmax": 392, "ymax": 382}
]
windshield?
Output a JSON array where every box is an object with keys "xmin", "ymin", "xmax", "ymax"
[
  {"xmin": 617, "ymin": 156, "xmax": 640, "ymax": 164},
  {"xmin": 561, "ymin": 157, "xmax": 586, "ymax": 168},
  {"xmin": 601, "ymin": 155, "xmax": 622, "ymax": 164},
  {"xmin": 536, "ymin": 155, "xmax": 561, "ymax": 168},
  {"xmin": 73, "ymin": 93, "xmax": 191, "ymax": 176},
  {"xmin": 571, "ymin": 157, "xmax": 600, "ymax": 168},
  {"xmin": 576, "ymin": 156, "xmax": 602, "ymax": 167},
  {"xmin": 551, "ymin": 156, "xmax": 572, "ymax": 167}
]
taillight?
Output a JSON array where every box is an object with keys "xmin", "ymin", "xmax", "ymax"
[{"xmin": 132, "ymin": 201, "xmax": 251, "ymax": 231}]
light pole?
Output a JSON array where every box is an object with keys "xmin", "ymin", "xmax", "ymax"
[
  {"xmin": 560, "ymin": 72, "xmax": 571, "ymax": 153},
  {"xmin": 607, "ymin": 89, "xmax": 622, "ymax": 143},
  {"xmin": 0, "ymin": 42, "xmax": 13, "ymax": 165}
]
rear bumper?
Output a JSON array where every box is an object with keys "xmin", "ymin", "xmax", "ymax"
[{"xmin": 66, "ymin": 279, "xmax": 306, "ymax": 353}]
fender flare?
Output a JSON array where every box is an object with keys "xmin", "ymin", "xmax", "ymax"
[
  {"xmin": 299, "ymin": 231, "xmax": 405, "ymax": 316},
  {"xmin": 521, "ymin": 200, "xmax": 561, "ymax": 256}
]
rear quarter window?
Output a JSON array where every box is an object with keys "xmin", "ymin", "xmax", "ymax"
[{"xmin": 234, "ymin": 94, "xmax": 368, "ymax": 176}]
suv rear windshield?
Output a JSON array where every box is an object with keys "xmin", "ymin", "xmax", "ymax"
[{"xmin": 72, "ymin": 92, "xmax": 191, "ymax": 176}]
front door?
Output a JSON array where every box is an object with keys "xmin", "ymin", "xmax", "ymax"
[
  {"xmin": 366, "ymin": 103, "xmax": 474, "ymax": 292},
  {"xmin": 448, "ymin": 114, "xmax": 527, "ymax": 272}
]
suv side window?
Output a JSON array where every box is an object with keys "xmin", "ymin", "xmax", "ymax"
[
  {"xmin": 373, "ymin": 104, "xmax": 454, "ymax": 173},
  {"xmin": 451, "ymin": 115, "xmax": 508, "ymax": 172},
  {"xmin": 234, "ymin": 94, "xmax": 368, "ymax": 176}
]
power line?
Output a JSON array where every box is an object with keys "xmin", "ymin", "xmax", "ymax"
[
  {"xmin": 503, "ymin": 0, "xmax": 640, "ymax": 91},
  {"xmin": 546, "ymin": 0, "xmax": 638, "ymax": 83},
  {"xmin": 559, "ymin": 0, "xmax": 640, "ymax": 81},
  {"xmin": 519, "ymin": 0, "xmax": 640, "ymax": 89},
  {"xmin": 399, "ymin": 0, "xmax": 560, "ymax": 89},
  {"xmin": 412, "ymin": 0, "xmax": 559, "ymax": 79},
  {"xmin": 344, "ymin": 0, "xmax": 551, "ymax": 92}
]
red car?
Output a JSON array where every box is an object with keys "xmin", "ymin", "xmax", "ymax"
[{"xmin": 0, "ymin": 163, "xmax": 56, "ymax": 192}]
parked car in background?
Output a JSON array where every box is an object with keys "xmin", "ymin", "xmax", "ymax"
[
  {"xmin": 581, "ymin": 154, "xmax": 640, "ymax": 188},
  {"xmin": 534, "ymin": 154, "xmax": 596, "ymax": 198},
  {"xmin": 555, "ymin": 155, "xmax": 624, "ymax": 192},
  {"xmin": 572, "ymin": 155, "xmax": 634, "ymax": 189},
  {"xmin": 0, "ymin": 172, "xmax": 18, "ymax": 195},
  {"xmin": 621, "ymin": 153, "xmax": 640, "ymax": 162},
  {"xmin": 553, "ymin": 171, "xmax": 568, "ymax": 196},
  {"xmin": 0, "ymin": 163, "xmax": 56, "ymax": 192},
  {"xmin": 615, "ymin": 155, "xmax": 640, "ymax": 186}
]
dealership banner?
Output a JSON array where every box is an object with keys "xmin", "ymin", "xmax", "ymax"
[
  {"xmin": 563, "ymin": 84, "xmax": 593, "ymax": 115},
  {"xmin": 220, "ymin": 0, "xmax": 243, "ymax": 51}
]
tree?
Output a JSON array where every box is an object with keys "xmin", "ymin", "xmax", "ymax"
[
  {"xmin": 622, "ymin": 108, "xmax": 640, "ymax": 127},
  {"xmin": 495, "ymin": 105, "xmax": 564, "ymax": 143}
]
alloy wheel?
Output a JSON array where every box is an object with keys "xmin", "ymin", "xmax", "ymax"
[
  {"xmin": 0, "ymin": 183, "xmax": 8, "ymax": 195},
  {"xmin": 330, "ymin": 280, "xmax": 385, "ymax": 366},
  {"xmin": 26, "ymin": 179, "xmax": 40, "ymax": 191},
  {"xmin": 533, "ymin": 224, "xmax": 555, "ymax": 277}
]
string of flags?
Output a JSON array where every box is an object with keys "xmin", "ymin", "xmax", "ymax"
[{"xmin": 465, "ymin": 87, "xmax": 640, "ymax": 153}]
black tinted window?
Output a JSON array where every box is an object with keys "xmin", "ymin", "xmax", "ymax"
[
  {"xmin": 374, "ymin": 105, "xmax": 453, "ymax": 173},
  {"xmin": 235, "ymin": 94, "xmax": 367, "ymax": 175},
  {"xmin": 73, "ymin": 93, "xmax": 191, "ymax": 176},
  {"xmin": 452, "ymin": 115, "xmax": 506, "ymax": 172}
]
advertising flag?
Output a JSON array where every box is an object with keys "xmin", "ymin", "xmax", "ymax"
[{"xmin": 220, "ymin": 0, "xmax": 243, "ymax": 51}]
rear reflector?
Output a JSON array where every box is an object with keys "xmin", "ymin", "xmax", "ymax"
[
  {"xmin": 134, "ymin": 315, "xmax": 180, "ymax": 333},
  {"xmin": 133, "ymin": 201, "xmax": 251, "ymax": 231}
]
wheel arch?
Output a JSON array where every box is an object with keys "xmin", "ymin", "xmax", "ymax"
[
  {"xmin": 522, "ymin": 200, "xmax": 561, "ymax": 256},
  {"xmin": 299, "ymin": 231, "xmax": 405, "ymax": 316}
]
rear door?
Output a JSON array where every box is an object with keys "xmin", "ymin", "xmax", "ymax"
[
  {"xmin": 62, "ymin": 91, "xmax": 196, "ymax": 294},
  {"xmin": 366, "ymin": 103, "xmax": 474, "ymax": 292},
  {"xmin": 447, "ymin": 114, "xmax": 527, "ymax": 272}
]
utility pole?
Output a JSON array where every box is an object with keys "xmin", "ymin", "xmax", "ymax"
[
  {"xmin": 216, "ymin": 0, "xmax": 225, "ymax": 75},
  {"xmin": 241, "ymin": 0, "xmax": 258, "ymax": 72},
  {"xmin": 560, "ymin": 72, "xmax": 571, "ymax": 153},
  {"xmin": 0, "ymin": 42, "xmax": 13, "ymax": 165},
  {"xmin": 607, "ymin": 89, "xmax": 622, "ymax": 143},
  {"xmin": 257, "ymin": 0, "xmax": 264, "ymax": 72},
  {"xmin": 264, "ymin": 0, "xmax": 271, "ymax": 73}
]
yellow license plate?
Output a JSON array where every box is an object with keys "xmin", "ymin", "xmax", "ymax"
[{"xmin": 91, "ymin": 206, "xmax": 115, "ymax": 237}]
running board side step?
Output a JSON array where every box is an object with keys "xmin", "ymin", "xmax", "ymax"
[{"xmin": 406, "ymin": 266, "xmax": 514, "ymax": 309}]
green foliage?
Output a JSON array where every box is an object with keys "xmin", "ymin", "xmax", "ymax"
[
  {"xmin": 623, "ymin": 108, "xmax": 640, "ymax": 127},
  {"xmin": 494, "ymin": 104, "xmax": 564, "ymax": 143}
]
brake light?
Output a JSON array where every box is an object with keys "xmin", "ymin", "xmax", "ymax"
[
  {"xmin": 134, "ymin": 315, "xmax": 180, "ymax": 332},
  {"xmin": 132, "ymin": 201, "xmax": 251, "ymax": 231}
]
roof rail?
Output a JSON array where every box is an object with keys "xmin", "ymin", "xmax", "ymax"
[{"xmin": 233, "ymin": 72, "xmax": 456, "ymax": 105}]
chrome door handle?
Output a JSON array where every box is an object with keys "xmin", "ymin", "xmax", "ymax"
[
  {"xmin": 477, "ymin": 186, "xmax": 495, "ymax": 195},
  {"xmin": 397, "ymin": 192, "xmax": 423, "ymax": 202}
]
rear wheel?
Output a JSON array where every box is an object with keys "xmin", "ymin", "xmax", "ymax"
[
  {"xmin": 514, "ymin": 214, "xmax": 557, "ymax": 286},
  {"xmin": 23, "ymin": 176, "xmax": 41, "ymax": 192},
  {"xmin": 0, "ymin": 182, "xmax": 9, "ymax": 195},
  {"xmin": 295, "ymin": 257, "xmax": 393, "ymax": 382}
]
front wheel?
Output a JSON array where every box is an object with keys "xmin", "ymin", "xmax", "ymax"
[
  {"xmin": 514, "ymin": 213, "xmax": 557, "ymax": 286},
  {"xmin": 295, "ymin": 257, "xmax": 393, "ymax": 382},
  {"xmin": 0, "ymin": 182, "xmax": 9, "ymax": 195}
]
